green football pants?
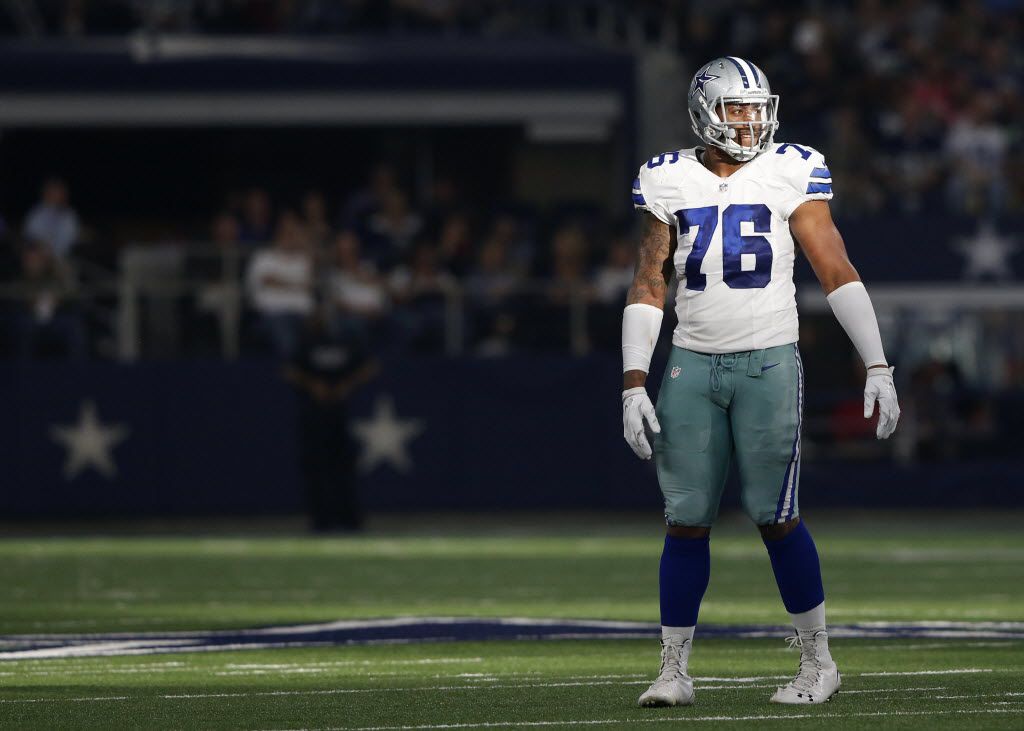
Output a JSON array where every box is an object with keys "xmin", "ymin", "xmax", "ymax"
[{"xmin": 653, "ymin": 343, "xmax": 803, "ymax": 527}]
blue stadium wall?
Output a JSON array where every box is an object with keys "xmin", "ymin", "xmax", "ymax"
[{"xmin": 1, "ymin": 357, "xmax": 1019, "ymax": 518}]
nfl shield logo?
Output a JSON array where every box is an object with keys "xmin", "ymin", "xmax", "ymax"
[{"xmin": 670, "ymin": 366, "xmax": 682, "ymax": 379}]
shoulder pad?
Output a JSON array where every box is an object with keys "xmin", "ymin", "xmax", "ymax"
[
  {"xmin": 632, "ymin": 152, "xmax": 686, "ymax": 226},
  {"xmin": 771, "ymin": 142, "xmax": 832, "ymax": 199}
]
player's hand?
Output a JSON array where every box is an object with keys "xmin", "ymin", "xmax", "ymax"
[
  {"xmin": 622, "ymin": 387, "xmax": 661, "ymax": 460},
  {"xmin": 864, "ymin": 366, "xmax": 900, "ymax": 439}
]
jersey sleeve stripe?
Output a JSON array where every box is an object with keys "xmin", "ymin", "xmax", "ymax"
[
  {"xmin": 810, "ymin": 166, "xmax": 831, "ymax": 179},
  {"xmin": 631, "ymin": 175, "xmax": 648, "ymax": 206},
  {"xmin": 805, "ymin": 182, "xmax": 833, "ymax": 194}
]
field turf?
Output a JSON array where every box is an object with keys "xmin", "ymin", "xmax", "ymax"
[{"xmin": 1, "ymin": 512, "xmax": 1022, "ymax": 729}]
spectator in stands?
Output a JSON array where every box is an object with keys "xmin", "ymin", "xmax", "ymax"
[
  {"xmin": 389, "ymin": 241, "xmax": 455, "ymax": 352},
  {"xmin": 588, "ymin": 233, "xmax": 638, "ymax": 350},
  {"xmin": 23, "ymin": 178, "xmax": 80, "ymax": 260},
  {"xmin": 185, "ymin": 212, "xmax": 243, "ymax": 355},
  {"xmin": 211, "ymin": 211, "xmax": 240, "ymax": 247},
  {"xmin": 422, "ymin": 176, "xmax": 462, "ymax": 234},
  {"xmin": 945, "ymin": 94, "xmax": 1010, "ymax": 216},
  {"xmin": 592, "ymin": 236, "xmax": 635, "ymax": 306},
  {"xmin": 364, "ymin": 189, "xmax": 422, "ymax": 270},
  {"xmin": 823, "ymin": 106, "xmax": 884, "ymax": 214},
  {"xmin": 545, "ymin": 224, "xmax": 592, "ymax": 306},
  {"xmin": 436, "ymin": 211, "xmax": 474, "ymax": 276},
  {"xmin": 485, "ymin": 213, "xmax": 535, "ymax": 277},
  {"xmin": 877, "ymin": 96, "xmax": 946, "ymax": 213},
  {"xmin": 245, "ymin": 211, "xmax": 313, "ymax": 358},
  {"xmin": 528, "ymin": 224, "xmax": 592, "ymax": 351},
  {"xmin": 342, "ymin": 163, "xmax": 398, "ymax": 230},
  {"xmin": 302, "ymin": 190, "xmax": 332, "ymax": 250},
  {"xmin": 466, "ymin": 236, "xmax": 519, "ymax": 307},
  {"xmin": 239, "ymin": 188, "xmax": 274, "ymax": 245},
  {"xmin": 10, "ymin": 241, "xmax": 85, "ymax": 360},
  {"xmin": 465, "ymin": 234, "xmax": 521, "ymax": 355},
  {"xmin": 326, "ymin": 230, "xmax": 389, "ymax": 327}
]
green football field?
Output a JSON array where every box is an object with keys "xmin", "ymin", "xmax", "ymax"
[{"xmin": 1, "ymin": 512, "xmax": 1022, "ymax": 729}]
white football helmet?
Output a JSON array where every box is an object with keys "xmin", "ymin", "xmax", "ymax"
[{"xmin": 688, "ymin": 56, "xmax": 779, "ymax": 162}]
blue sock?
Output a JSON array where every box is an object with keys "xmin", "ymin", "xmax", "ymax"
[
  {"xmin": 763, "ymin": 520, "xmax": 825, "ymax": 614},
  {"xmin": 659, "ymin": 534, "xmax": 711, "ymax": 627}
]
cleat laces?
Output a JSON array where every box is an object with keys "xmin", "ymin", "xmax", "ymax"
[
  {"xmin": 655, "ymin": 639, "xmax": 688, "ymax": 683},
  {"xmin": 783, "ymin": 634, "xmax": 824, "ymax": 694}
]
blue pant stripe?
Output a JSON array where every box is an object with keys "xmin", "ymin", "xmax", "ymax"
[
  {"xmin": 787, "ymin": 347, "xmax": 805, "ymax": 521},
  {"xmin": 775, "ymin": 344, "xmax": 803, "ymax": 522}
]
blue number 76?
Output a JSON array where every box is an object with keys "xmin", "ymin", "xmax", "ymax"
[{"xmin": 675, "ymin": 204, "xmax": 773, "ymax": 290}]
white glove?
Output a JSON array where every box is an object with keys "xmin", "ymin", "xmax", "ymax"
[
  {"xmin": 864, "ymin": 366, "xmax": 900, "ymax": 439},
  {"xmin": 622, "ymin": 387, "xmax": 661, "ymax": 460}
]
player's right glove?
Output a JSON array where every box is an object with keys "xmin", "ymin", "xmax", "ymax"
[
  {"xmin": 864, "ymin": 366, "xmax": 900, "ymax": 440},
  {"xmin": 622, "ymin": 387, "xmax": 661, "ymax": 460}
]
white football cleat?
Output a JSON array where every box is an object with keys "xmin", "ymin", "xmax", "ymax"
[
  {"xmin": 638, "ymin": 638, "xmax": 694, "ymax": 707},
  {"xmin": 770, "ymin": 630, "xmax": 841, "ymax": 704}
]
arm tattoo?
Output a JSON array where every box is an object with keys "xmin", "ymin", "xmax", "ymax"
[{"xmin": 626, "ymin": 214, "xmax": 675, "ymax": 307}]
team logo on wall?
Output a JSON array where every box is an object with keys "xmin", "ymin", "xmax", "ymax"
[{"xmin": 670, "ymin": 366, "xmax": 682, "ymax": 379}]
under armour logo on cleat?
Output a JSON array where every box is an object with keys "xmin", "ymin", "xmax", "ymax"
[{"xmin": 762, "ymin": 363, "xmax": 780, "ymax": 372}]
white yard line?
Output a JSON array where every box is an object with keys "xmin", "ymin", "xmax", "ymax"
[
  {"xmin": 843, "ymin": 641, "xmax": 1020, "ymax": 650},
  {"xmin": 858, "ymin": 668, "xmax": 992, "ymax": 676},
  {"xmin": 0, "ymin": 696, "xmax": 130, "ymax": 704},
  {"xmin": 15, "ymin": 666, "xmax": 195, "ymax": 677},
  {"xmin": 833, "ymin": 687, "xmax": 945, "ymax": 694},
  {"xmin": 695, "ymin": 675, "xmax": 789, "ymax": 682},
  {"xmin": 222, "ymin": 658, "xmax": 485, "ymax": 668}
]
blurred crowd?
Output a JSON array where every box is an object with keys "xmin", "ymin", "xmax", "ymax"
[
  {"xmin": 3, "ymin": 1, "xmax": 1021, "ymax": 217},
  {"xmin": 210, "ymin": 166, "xmax": 635, "ymax": 360},
  {"xmin": 0, "ymin": 178, "xmax": 87, "ymax": 360},
  {"xmin": 0, "ymin": 170, "xmax": 637, "ymax": 361}
]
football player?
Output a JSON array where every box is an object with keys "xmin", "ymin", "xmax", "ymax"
[{"xmin": 622, "ymin": 56, "xmax": 900, "ymax": 707}]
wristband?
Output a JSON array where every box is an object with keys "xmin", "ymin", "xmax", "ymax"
[
  {"xmin": 826, "ymin": 281, "xmax": 887, "ymax": 368},
  {"xmin": 622, "ymin": 303, "xmax": 663, "ymax": 373}
]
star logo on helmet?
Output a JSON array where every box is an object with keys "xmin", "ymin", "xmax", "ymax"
[{"xmin": 692, "ymin": 67, "xmax": 720, "ymax": 101}]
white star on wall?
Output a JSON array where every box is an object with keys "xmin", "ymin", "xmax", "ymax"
[
  {"xmin": 352, "ymin": 396, "xmax": 425, "ymax": 474},
  {"xmin": 951, "ymin": 222, "xmax": 1018, "ymax": 280},
  {"xmin": 49, "ymin": 400, "xmax": 131, "ymax": 480}
]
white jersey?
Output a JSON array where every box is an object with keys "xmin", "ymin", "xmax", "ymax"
[{"xmin": 632, "ymin": 142, "xmax": 833, "ymax": 354}]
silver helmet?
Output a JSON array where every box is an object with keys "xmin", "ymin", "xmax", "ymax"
[{"xmin": 688, "ymin": 57, "xmax": 779, "ymax": 162}]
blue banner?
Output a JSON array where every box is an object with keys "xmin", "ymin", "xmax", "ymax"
[{"xmin": 0, "ymin": 358, "xmax": 1020, "ymax": 518}]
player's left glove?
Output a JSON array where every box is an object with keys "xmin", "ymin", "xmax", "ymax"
[
  {"xmin": 622, "ymin": 387, "xmax": 661, "ymax": 460},
  {"xmin": 864, "ymin": 366, "xmax": 900, "ymax": 439}
]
